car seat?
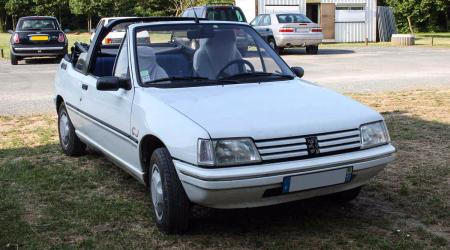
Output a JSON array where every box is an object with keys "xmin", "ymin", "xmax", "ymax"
[
  {"xmin": 193, "ymin": 29, "xmax": 242, "ymax": 79},
  {"xmin": 137, "ymin": 46, "xmax": 168, "ymax": 82}
]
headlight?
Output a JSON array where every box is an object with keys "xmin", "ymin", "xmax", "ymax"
[
  {"xmin": 360, "ymin": 121, "xmax": 390, "ymax": 149},
  {"xmin": 198, "ymin": 138, "xmax": 261, "ymax": 167}
]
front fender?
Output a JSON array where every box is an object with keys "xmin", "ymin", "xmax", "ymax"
[{"xmin": 132, "ymin": 88, "xmax": 210, "ymax": 165}]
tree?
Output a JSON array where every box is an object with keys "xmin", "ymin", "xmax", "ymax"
[
  {"xmin": 32, "ymin": 0, "xmax": 69, "ymax": 26},
  {"xmin": 0, "ymin": 0, "xmax": 6, "ymax": 31},
  {"xmin": 386, "ymin": 0, "xmax": 448, "ymax": 33},
  {"xmin": 5, "ymin": 0, "xmax": 33, "ymax": 28},
  {"xmin": 69, "ymin": 0, "xmax": 99, "ymax": 31}
]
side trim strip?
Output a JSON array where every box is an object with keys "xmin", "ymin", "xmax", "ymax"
[{"xmin": 66, "ymin": 102, "xmax": 138, "ymax": 144}]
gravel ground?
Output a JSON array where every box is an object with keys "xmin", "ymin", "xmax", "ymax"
[{"xmin": 1, "ymin": 46, "xmax": 449, "ymax": 116}]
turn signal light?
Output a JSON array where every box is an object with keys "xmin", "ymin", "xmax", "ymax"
[
  {"xmin": 58, "ymin": 33, "xmax": 65, "ymax": 43},
  {"xmin": 311, "ymin": 28, "xmax": 322, "ymax": 33},
  {"xmin": 13, "ymin": 33, "xmax": 20, "ymax": 43},
  {"xmin": 279, "ymin": 28, "xmax": 294, "ymax": 33},
  {"xmin": 104, "ymin": 38, "xmax": 112, "ymax": 44}
]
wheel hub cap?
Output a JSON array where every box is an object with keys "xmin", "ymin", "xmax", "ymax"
[
  {"xmin": 151, "ymin": 164, "xmax": 164, "ymax": 220},
  {"xmin": 59, "ymin": 113, "xmax": 70, "ymax": 147}
]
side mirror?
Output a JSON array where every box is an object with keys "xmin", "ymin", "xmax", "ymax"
[
  {"xmin": 96, "ymin": 76, "xmax": 131, "ymax": 91},
  {"xmin": 7, "ymin": 30, "xmax": 14, "ymax": 34},
  {"xmin": 291, "ymin": 67, "xmax": 304, "ymax": 78}
]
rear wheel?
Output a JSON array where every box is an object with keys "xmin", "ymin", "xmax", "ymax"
[
  {"xmin": 10, "ymin": 53, "xmax": 19, "ymax": 65},
  {"xmin": 58, "ymin": 103, "xmax": 86, "ymax": 156},
  {"xmin": 306, "ymin": 45, "xmax": 319, "ymax": 55},
  {"xmin": 267, "ymin": 37, "xmax": 278, "ymax": 53},
  {"xmin": 328, "ymin": 187, "xmax": 361, "ymax": 203},
  {"xmin": 149, "ymin": 148, "xmax": 190, "ymax": 234}
]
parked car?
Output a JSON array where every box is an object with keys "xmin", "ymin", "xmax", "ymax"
[
  {"xmin": 8, "ymin": 16, "xmax": 68, "ymax": 65},
  {"xmin": 55, "ymin": 17, "xmax": 395, "ymax": 234},
  {"xmin": 90, "ymin": 17, "xmax": 149, "ymax": 45},
  {"xmin": 181, "ymin": 4, "xmax": 252, "ymax": 55},
  {"xmin": 250, "ymin": 13, "xmax": 323, "ymax": 54}
]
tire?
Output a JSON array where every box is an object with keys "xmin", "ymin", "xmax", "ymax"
[
  {"xmin": 267, "ymin": 37, "xmax": 278, "ymax": 53},
  {"xmin": 278, "ymin": 47, "xmax": 285, "ymax": 55},
  {"xmin": 58, "ymin": 103, "xmax": 86, "ymax": 156},
  {"xmin": 10, "ymin": 53, "xmax": 18, "ymax": 65},
  {"xmin": 306, "ymin": 45, "xmax": 319, "ymax": 55},
  {"xmin": 149, "ymin": 147, "xmax": 190, "ymax": 234},
  {"xmin": 328, "ymin": 187, "xmax": 361, "ymax": 203}
]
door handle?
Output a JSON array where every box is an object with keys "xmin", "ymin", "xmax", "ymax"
[
  {"xmin": 81, "ymin": 84, "xmax": 88, "ymax": 90},
  {"xmin": 266, "ymin": 29, "xmax": 270, "ymax": 31}
]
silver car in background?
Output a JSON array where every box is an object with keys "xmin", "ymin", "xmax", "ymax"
[{"xmin": 250, "ymin": 13, "xmax": 323, "ymax": 54}]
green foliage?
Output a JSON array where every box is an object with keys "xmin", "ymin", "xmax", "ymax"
[
  {"xmin": 0, "ymin": 0, "xmax": 239, "ymax": 30},
  {"xmin": 386, "ymin": 0, "xmax": 449, "ymax": 33}
]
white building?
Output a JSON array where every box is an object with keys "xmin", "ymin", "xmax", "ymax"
[{"xmin": 236, "ymin": 0, "xmax": 377, "ymax": 43}]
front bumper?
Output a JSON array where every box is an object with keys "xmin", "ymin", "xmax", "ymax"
[
  {"xmin": 174, "ymin": 144, "xmax": 395, "ymax": 209},
  {"xmin": 11, "ymin": 45, "xmax": 68, "ymax": 57},
  {"xmin": 275, "ymin": 34, "xmax": 323, "ymax": 47}
]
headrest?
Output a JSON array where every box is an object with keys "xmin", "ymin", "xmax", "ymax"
[{"xmin": 204, "ymin": 29, "xmax": 236, "ymax": 47}]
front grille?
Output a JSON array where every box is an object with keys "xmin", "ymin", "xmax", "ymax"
[{"xmin": 254, "ymin": 129, "xmax": 361, "ymax": 162}]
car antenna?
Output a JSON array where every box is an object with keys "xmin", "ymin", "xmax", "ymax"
[{"xmin": 191, "ymin": 1, "xmax": 200, "ymax": 23}]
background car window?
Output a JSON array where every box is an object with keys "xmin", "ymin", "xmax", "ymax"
[
  {"xmin": 261, "ymin": 15, "xmax": 271, "ymax": 26},
  {"xmin": 18, "ymin": 19, "xmax": 57, "ymax": 30},
  {"xmin": 277, "ymin": 14, "xmax": 312, "ymax": 23},
  {"xmin": 250, "ymin": 15, "xmax": 262, "ymax": 26},
  {"xmin": 183, "ymin": 9, "xmax": 193, "ymax": 17},
  {"xmin": 114, "ymin": 36, "xmax": 129, "ymax": 78},
  {"xmin": 206, "ymin": 8, "xmax": 246, "ymax": 22}
]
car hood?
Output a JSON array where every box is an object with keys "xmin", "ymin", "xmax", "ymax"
[{"xmin": 147, "ymin": 80, "xmax": 382, "ymax": 139}]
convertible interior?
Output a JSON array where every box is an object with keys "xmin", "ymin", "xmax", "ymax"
[{"xmin": 69, "ymin": 28, "xmax": 250, "ymax": 80}]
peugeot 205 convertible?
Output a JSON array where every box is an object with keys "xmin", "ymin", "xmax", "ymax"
[{"xmin": 54, "ymin": 17, "xmax": 396, "ymax": 234}]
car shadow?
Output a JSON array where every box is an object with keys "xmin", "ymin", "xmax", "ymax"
[
  {"xmin": 20, "ymin": 58, "xmax": 60, "ymax": 65},
  {"xmin": 282, "ymin": 48, "xmax": 355, "ymax": 55}
]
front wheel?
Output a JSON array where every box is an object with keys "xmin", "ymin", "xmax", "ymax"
[
  {"xmin": 267, "ymin": 37, "xmax": 278, "ymax": 53},
  {"xmin": 58, "ymin": 103, "xmax": 86, "ymax": 156},
  {"xmin": 149, "ymin": 148, "xmax": 190, "ymax": 234}
]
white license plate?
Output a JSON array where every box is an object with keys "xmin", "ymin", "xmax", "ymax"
[
  {"xmin": 296, "ymin": 28, "xmax": 308, "ymax": 33},
  {"xmin": 282, "ymin": 167, "xmax": 353, "ymax": 193}
]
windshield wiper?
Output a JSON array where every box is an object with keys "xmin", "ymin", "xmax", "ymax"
[
  {"xmin": 145, "ymin": 76, "xmax": 210, "ymax": 84},
  {"xmin": 219, "ymin": 72, "xmax": 295, "ymax": 81},
  {"xmin": 144, "ymin": 76, "xmax": 238, "ymax": 86}
]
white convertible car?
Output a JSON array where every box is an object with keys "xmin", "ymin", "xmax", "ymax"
[{"xmin": 55, "ymin": 17, "xmax": 395, "ymax": 234}]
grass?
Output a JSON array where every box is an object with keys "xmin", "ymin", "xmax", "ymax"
[
  {"xmin": 0, "ymin": 32, "xmax": 91, "ymax": 60},
  {"xmin": 1, "ymin": 89, "xmax": 449, "ymax": 249}
]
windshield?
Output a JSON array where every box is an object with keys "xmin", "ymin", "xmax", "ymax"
[
  {"xmin": 17, "ymin": 18, "xmax": 58, "ymax": 30},
  {"xmin": 277, "ymin": 14, "xmax": 312, "ymax": 23},
  {"xmin": 135, "ymin": 23, "xmax": 294, "ymax": 87}
]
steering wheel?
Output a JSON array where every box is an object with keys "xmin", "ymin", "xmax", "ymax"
[{"xmin": 216, "ymin": 59, "xmax": 255, "ymax": 79}]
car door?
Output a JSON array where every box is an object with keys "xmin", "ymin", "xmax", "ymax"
[
  {"xmin": 251, "ymin": 15, "xmax": 272, "ymax": 40},
  {"xmin": 80, "ymin": 34, "xmax": 140, "ymax": 170},
  {"xmin": 60, "ymin": 52, "xmax": 89, "ymax": 130}
]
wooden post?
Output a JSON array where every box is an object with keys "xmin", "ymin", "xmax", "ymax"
[
  {"xmin": 1, "ymin": 49, "xmax": 3, "ymax": 58},
  {"xmin": 365, "ymin": 37, "xmax": 368, "ymax": 46},
  {"xmin": 431, "ymin": 36, "xmax": 434, "ymax": 46}
]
